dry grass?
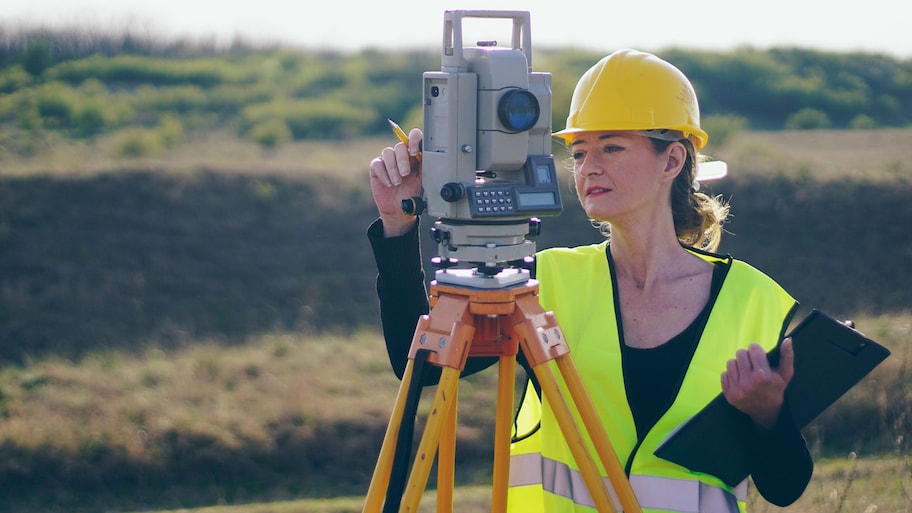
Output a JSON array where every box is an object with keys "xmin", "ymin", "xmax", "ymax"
[
  {"xmin": 0, "ymin": 332, "xmax": 368, "ymax": 510},
  {"xmin": 751, "ymin": 455, "xmax": 911, "ymax": 513},
  {"xmin": 0, "ymin": 128, "xmax": 392, "ymax": 184},
  {"xmin": 1, "ymin": 312, "xmax": 909, "ymax": 512},
  {"xmin": 0, "ymin": 331, "xmax": 397, "ymax": 458},
  {"xmin": 136, "ymin": 457, "xmax": 911, "ymax": 513},
  {"xmin": 0, "ymin": 328, "xmax": 505, "ymax": 511},
  {"xmin": 717, "ymin": 127, "xmax": 912, "ymax": 183}
]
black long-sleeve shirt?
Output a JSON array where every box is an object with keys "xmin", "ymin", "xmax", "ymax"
[{"xmin": 368, "ymin": 218, "xmax": 813, "ymax": 506}]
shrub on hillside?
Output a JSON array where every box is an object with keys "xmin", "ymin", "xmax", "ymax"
[
  {"xmin": 849, "ymin": 113, "xmax": 878, "ymax": 129},
  {"xmin": 16, "ymin": 103, "xmax": 42, "ymax": 133},
  {"xmin": 207, "ymin": 83, "xmax": 275, "ymax": 116},
  {"xmin": 156, "ymin": 114, "xmax": 184, "ymax": 148},
  {"xmin": 247, "ymin": 118, "xmax": 292, "ymax": 148},
  {"xmin": 0, "ymin": 64, "xmax": 30, "ymax": 94},
  {"xmin": 73, "ymin": 100, "xmax": 108, "ymax": 136},
  {"xmin": 20, "ymin": 40, "xmax": 54, "ymax": 76},
  {"xmin": 112, "ymin": 128, "xmax": 164, "ymax": 158},
  {"xmin": 46, "ymin": 54, "xmax": 238, "ymax": 87},
  {"xmin": 240, "ymin": 98, "xmax": 373, "ymax": 140},
  {"xmin": 134, "ymin": 84, "xmax": 210, "ymax": 114},
  {"xmin": 7, "ymin": 80, "xmax": 134, "ymax": 136},
  {"xmin": 33, "ymin": 81, "xmax": 79, "ymax": 128},
  {"xmin": 785, "ymin": 107, "xmax": 832, "ymax": 129}
]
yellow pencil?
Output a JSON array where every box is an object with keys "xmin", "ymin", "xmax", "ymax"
[{"xmin": 387, "ymin": 118, "xmax": 421, "ymax": 161}]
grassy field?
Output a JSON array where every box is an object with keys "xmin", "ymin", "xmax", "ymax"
[
  {"xmin": 3, "ymin": 324, "xmax": 909, "ymax": 513},
  {"xmin": 132, "ymin": 453, "xmax": 912, "ymax": 512},
  {"xmin": 0, "ymin": 127, "xmax": 910, "ymax": 512}
]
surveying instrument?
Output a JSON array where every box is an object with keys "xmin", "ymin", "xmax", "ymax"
[{"xmin": 362, "ymin": 11, "xmax": 642, "ymax": 513}]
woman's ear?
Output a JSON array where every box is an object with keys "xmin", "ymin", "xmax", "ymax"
[{"xmin": 663, "ymin": 142, "xmax": 687, "ymax": 181}]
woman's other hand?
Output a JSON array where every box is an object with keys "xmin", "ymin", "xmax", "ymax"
[{"xmin": 721, "ymin": 339, "xmax": 795, "ymax": 429}]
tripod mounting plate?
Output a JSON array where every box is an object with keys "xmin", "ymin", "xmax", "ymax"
[{"xmin": 434, "ymin": 267, "xmax": 530, "ymax": 289}]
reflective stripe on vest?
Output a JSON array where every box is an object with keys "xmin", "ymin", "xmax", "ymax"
[{"xmin": 509, "ymin": 452, "xmax": 746, "ymax": 513}]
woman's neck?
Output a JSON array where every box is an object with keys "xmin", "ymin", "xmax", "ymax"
[
  {"xmin": 608, "ymin": 228, "xmax": 703, "ymax": 291},
  {"xmin": 608, "ymin": 230, "xmax": 714, "ymax": 349}
]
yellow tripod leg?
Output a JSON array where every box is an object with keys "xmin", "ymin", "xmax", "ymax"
[
  {"xmin": 556, "ymin": 355, "xmax": 642, "ymax": 513},
  {"xmin": 400, "ymin": 366, "xmax": 462, "ymax": 513},
  {"xmin": 436, "ymin": 386, "xmax": 457, "ymax": 513},
  {"xmin": 362, "ymin": 359, "xmax": 416, "ymax": 513},
  {"xmin": 534, "ymin": 362, "xmax": 618, "ymax": 513},
  {"xmin": 491, "ymin": 355, "xmax": 517, "ymax": 513}
]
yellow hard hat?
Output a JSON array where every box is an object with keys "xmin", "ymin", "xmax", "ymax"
[{"xmin": 553, "ymin": 49, "xmax": 709, "ymax": 150}]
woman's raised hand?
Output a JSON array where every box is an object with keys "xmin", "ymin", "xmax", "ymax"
[{"xmin": 369, "ymin": 127, "xmax": 423, "ymax": 237}]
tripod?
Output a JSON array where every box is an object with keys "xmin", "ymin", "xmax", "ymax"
[{"xmin": 361, "ymin": 269, "xmax": 642, "ymax": 513}]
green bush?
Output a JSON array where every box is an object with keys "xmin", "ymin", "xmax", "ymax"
[
  {"xmin": 247, "ymin": 118, "xmax": 292, "ymax": 148},
  {"xmin": 0, "ymin": 64, "xmax": 31, "ymax": 94},
  {"xmin": 108, "ymin": 116, "xmax": 184, "ymax": 157},
  {"xmin": 17, "ymin": 104, "xmax": 42, "ymax": 132},
  {"xmin": 73, "ymin": 100, "xmax": 108, "ymax": 136},
  {"xmin": 134, "ymin": 84, "xmax": 209, "ymax": 114},
  {"xmin": 785, "ymin": 107, "xmax": 832, "ymax": 129},
  {"xmin": 240, "ymin": 98, "xmax": 373, "ymax": 140},
  {"xmin": 34, "ymin": 81, "xmax": 79, "ymax": 128},
  {"xmin": 156, "ymin": 114, "xmax": 184, "ymax": 147},
  {"xmin": 20, "ymin": 40, "xmax": 54, "ymax": 76},
  {"xmin": 46, "ymin": 54, "xmax": 240, "ymax": 87},
  {"xmin": 207, "ymin": 83, "xmax": 275, "ymax": 116},
  {"xmin": 112, "ymin": 127, "xmax": 164, "ymax": 158},
  {"xmin": 0, "ymin": 93, "xmax": 38, "ymax": 129},
  {"xmin": 77, "ymin": 77, "xmax": 107, "ymax": 97},
  {"xmin": 290, "ymin": 100, "xmax": 373, "ymax": 139},
  {"xmin": 849, "ymin": 113, "xmax": 878, "ymax": 129}
]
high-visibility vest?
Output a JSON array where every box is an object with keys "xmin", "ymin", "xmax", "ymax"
[{"xmin": 508, "ymin": 242, "xmax": 798, "ymax": 513}]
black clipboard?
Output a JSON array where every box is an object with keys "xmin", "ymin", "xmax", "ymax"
[{"xmin": 654, "ymin": 309, "xmax": 891, "ymax": 487}]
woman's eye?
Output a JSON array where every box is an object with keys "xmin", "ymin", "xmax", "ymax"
[
  {"xmin": 571, "ymin": 151, "xmax": 585, "ymax": 160},
  {"xmin": 603, "ymin": 145, "xmax": 623, "ymax": 153}
]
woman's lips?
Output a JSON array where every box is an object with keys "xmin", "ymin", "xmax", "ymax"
[{"xmin": 586, "ymin": 186, "xmax": 612, "ymax": 197}]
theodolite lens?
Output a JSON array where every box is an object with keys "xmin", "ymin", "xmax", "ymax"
[{"xmin": 497, "ymin": 89, "xmax": 540, "ymax": 132}]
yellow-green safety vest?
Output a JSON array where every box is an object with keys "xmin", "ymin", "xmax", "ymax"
[{"xmin": 507, "ymin": 241, "xmax": 797, "ymax": 513}]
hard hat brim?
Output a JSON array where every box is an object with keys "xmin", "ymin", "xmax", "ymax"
[{"xmin": 552, "ymin": 127, "xmax": 709, "ymax": 151}]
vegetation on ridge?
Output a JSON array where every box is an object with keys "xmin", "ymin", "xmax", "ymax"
[{"xmin": 2, "ymin": 25, "xmax": 912, "ymax": 156}]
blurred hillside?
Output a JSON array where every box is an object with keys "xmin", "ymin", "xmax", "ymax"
[
  {"xmin": 1, "ymin": 28, "xmax": 910, "ymax": 361},
  {"xmin": 0, "ymin": 127, "xmax": 909, "ymax": 513},
  {"xmin": 1, "ymin": 27, "xmax": 911, "ymax": 149},
  {"xmin": 1, "ymin": 128, "xmax": 910, "ymax": 364}
]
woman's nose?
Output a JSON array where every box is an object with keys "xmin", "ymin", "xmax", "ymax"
[{"xmin": 577, "ymin": 155, "xmax": 603, "ymax": 176}]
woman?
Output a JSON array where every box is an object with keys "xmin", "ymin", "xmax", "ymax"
[{"xmin": 367, "ymin": 49, "xmax": 812, "ymax": 512}]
